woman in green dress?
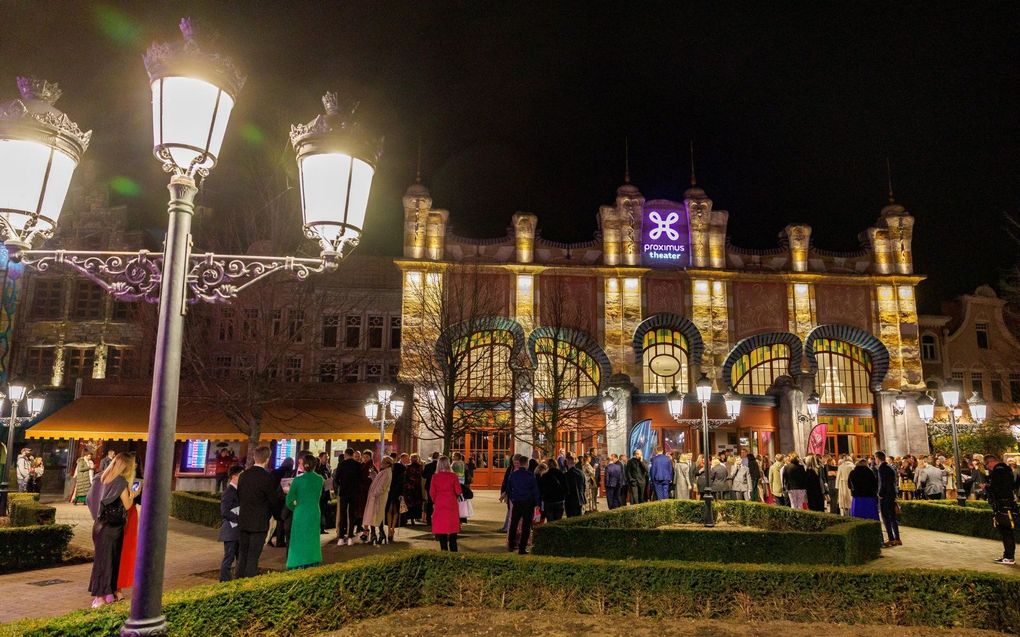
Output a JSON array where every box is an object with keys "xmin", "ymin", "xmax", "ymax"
[{"xmin": 285, "ymin": 454, "xmax": 324, "ymax": 570}]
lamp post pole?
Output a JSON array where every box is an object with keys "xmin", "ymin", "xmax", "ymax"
[
  {"xmin": 122, "ymin": 175, "xmax": 197, "ymax": 636},
  {"xmin": 699, "ymin": 391, "xmax": 714, "ymax": 527},
  {"xmin": 366, "ymin": 389, "xmax": 404, "ymax": 461},
  {"xmin": 948, "ymin": 405, "xmax": 965, "ymax": 508}
]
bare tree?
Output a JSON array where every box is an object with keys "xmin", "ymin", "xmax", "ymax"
[
  {"xmin": 527, "ymin": 277, "xmax": 603, "ymax": 459},
  {"xmin": 401, "ymin": 265, "xmax": 515, "ymax": 454}
]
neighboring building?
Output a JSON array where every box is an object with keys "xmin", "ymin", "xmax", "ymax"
[
  {"xmin": 398, "ymin": 173, "xmax": 928, "ymax": 487},
  {"xmin": 920, "ymin": 285, "xmax": 1020, "ymax": 425},
  {"xmin": 10, "ymin": 172, "xmax": 406, "ymax": 493}
]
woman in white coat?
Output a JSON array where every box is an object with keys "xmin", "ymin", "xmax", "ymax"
[
  {"xmin": 362, "ymin": 456, "xmax": 394, "ymax": 545},
  {"xmin": 835, "ymin": 455, "xmax": 855, "ymax": 516},
  {"xmin": 673, "ymin": 453, "xmax": 692, "ymax": 499}
]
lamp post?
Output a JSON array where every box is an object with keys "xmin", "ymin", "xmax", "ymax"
[
  {"xmin": 666, "ymin": 373, "xmax": 740, "ymax": 527},
  {"xmin": 1010, "ymin": 417, "xmax": 1020, "ymax": 450},
  {"xmin": 892, "ymin": 392, "xmax": 909, "ymax": 455},
  {"xmin": 920, "ymin": 381, "xmax": 973, "ymax": 507},
  {"xmin": 365, "ymin": 387, "xmax": 404, "ymax": 460},
  {"xmin": 1, "ymin": 20, "xmax": 380, "ymax": 636},
  {"xmin": 0, "ymin": 385, "xmax": 43, "ymax": 514}
]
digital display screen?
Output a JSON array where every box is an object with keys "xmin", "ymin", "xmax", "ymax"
[
  {"xmin": 641, "ymin": 204, "xmax": 690, "ymax": 267},
  {"xmin": 274, "ymin": 439, "xmax": 297, "ymax": 469},
  {"xmin": 183, "ymin": 439, "xmax": 209, "ymax": 471}
]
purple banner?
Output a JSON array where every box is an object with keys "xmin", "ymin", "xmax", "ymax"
[{"xmin": 641, "ymin": 203, "xmax": 690, "ymax": 267}]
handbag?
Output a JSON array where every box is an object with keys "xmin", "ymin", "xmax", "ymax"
[
  {"xmin": 532, "ymin": 506, "xmax": 542, "ymax": 524},
  {"xmin": 457, "ymin": 497, "xmax": 473, "ymax": 519},
  {"xmin": 99, "ymin": 499, "xmax": 127, "ymax": 527},
  {"xmin": 399, "ymin": 495, "xmax": 408, "ymax": 514}
]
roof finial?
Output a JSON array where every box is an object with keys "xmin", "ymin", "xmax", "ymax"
[
  {"xmin": 624, "ymin": 137, "xmax": 630, "ymax": 184},
  {"xmin": 689, "ymin": 139, "xmax": 697, "ymax": 186},
  {"xmin": 415, "ymin": 136, "xmax": 422, "ymax": 184},
  {"xmin": 886, "ymin": 157, "xmax": 894, "ymax": 203}
]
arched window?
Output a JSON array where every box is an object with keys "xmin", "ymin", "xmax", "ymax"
[
  {"xmin": 921, "ymin": 333, "xmax": 938, "ymax": 362},
  {"xmin": 642, "ymin": 328, "xmax": 689, "ymax": 393},
  {"xmin": 534, "ymin": 336, "xmax": 600, "ymax": 399},
  {"xmin": 730, "ymin": 343, "xmax": 791, "ymax": 395},
  {"xmin": 814, "ymin": 338, "xmax": 873, "ymax": 404},
  {"xmin": 453, "ymin": 329, "xmax": 514, "ymax": 399}
]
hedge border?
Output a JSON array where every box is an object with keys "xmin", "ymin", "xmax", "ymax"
[
  {"xmin": 169, "ymin": 491, "xmax": 337, "ymax": 530},
  {"xmin": 3, "ymin": 551, "xmax": 1019, "ymax": 636},
  {"xmin": 0, "ymin": 524, "xmax": 73, "ymax": 575},
  {"xmin": 532, "ymin": 500, "xmax": 882, "ymax": 565},
  {"xmin": 899, "ymin": 500, "xmax": 1018, "ymax": 541}
]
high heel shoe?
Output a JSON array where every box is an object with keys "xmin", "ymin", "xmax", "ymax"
[{"xmin": 91, "ymin": 598, "xmax": 106, "ymax": 609}]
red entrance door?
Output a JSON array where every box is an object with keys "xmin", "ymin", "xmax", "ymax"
[{"xmin": 452, "ymin": 430, "xmax": 514, "ymax": 489}]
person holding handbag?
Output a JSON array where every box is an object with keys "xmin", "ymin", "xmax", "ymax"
[
  {"xmin": 429, "ymin": 456, "xmax": 463, "ymax": 552},
  {"xmin": 86, "ymin": 452, "xmax": 136, "ymax": 608}
]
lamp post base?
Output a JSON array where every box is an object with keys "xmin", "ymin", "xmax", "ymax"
[
  {"xmin": 120, "ymin": 615, "xmax": 167, "ymax": 636},
  {"xmin": 956, "ymin": 494, "xmax": 967, "ymax": 508},
  {"xmin": 0, "ymin": 487, "xmax": 10, "ymax": 517},
  {"xmin": 702, "ymin": 492, "xmax": 715, "ymax": 528}
]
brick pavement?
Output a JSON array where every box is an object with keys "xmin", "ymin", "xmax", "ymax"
[{"xmin": 0, "ymin": 492, "xmax": 1016, "ymax": 626}]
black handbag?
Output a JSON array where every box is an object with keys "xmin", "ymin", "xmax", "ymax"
[{"xmin": 98, "ymin": 499, "xmax": 127, "ymax": 527}]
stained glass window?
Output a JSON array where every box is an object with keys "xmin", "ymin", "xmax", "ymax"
[
  {"xmin": 642, "ymin": 328, "xmax": 689, "ymax": 393},
  {"xmin": 730, "ymin": 343, "xmax": 791, "ymax": 395},
  {"xmin": 814, "ymin": 339, "xmax": 873, "ymax": 405}
]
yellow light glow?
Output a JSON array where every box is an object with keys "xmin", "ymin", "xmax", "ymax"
[
  {"xmin": 694, "ymin": 280, "xmax": 709, "ymax": 293},
  {"xmin": 405, "ymin": 271, "xmax": 422, "ymax": 286},
  {"xmin": 624, "ymin": 277, "xmax": 639, "ymax": 292},
  {"xmin": 794, "ymin": 283, "xmax": 809, "ymax": 297}
]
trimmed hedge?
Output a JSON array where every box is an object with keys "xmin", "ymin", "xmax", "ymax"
[
  {"xmin": 4, "ymin": 491, "xmax": 40, "ymax": 515},
  {"xmin": 3, "ymin": 551, "xmax": 1019, "ymax": 636},
  {"xmin": 532, "ymin": 500, "xmax": 882, "ymax": 565},
  {"xmin": 169, "ymin": 492, "xmax": 222, "ymax": 528},
  {"xmin": 899, "ymin": 500, "xmax": 1018, "ymax": 541},
  {"xmin": 9, "ymin": 499, "xmax": 56, "ymax": 526},
  {"xmin": 0, "ymin": 524, "xmax": 73, "ymax": 574},
  {"xmin": 169, "ymin": 491, "xmax": 337, "ymax": 530}
]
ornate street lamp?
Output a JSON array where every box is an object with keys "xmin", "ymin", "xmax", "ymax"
[
  {"xmin": 366, "ymin": 389, "xmax": 403, "ymax": 460},
  {"xmin": 0, "ymin": 384, "xmax": 43, "ymax": 514},
  {"xmin": 666, "ymin": 373, "xmax": 740, "ymax": 527},
  {"xmin": 967, "ymin": 391, "xmax": 987, "ymax": 424},
  {"xmin": 2, "ymin": 19, "xmax": 381, "ymax": 636},
  {"xmin": 0, "ymin": 78, "xmax": 90, "ymax": 252},
  {"xmin": 928, "ymin": 380, "xmax": 968, "ymax": 507}
]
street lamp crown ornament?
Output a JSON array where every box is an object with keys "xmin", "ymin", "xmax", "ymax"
[
  {"xmin": 145, "ymin": 18, "xmax": 246, "ymax": 176},
  {"xmin": 290, "ymin": 92, "xmax": 384, "ymax": 257},
  {"xmin": 0, "ymin": 77, "xmax": 91, "ymax": 253}
]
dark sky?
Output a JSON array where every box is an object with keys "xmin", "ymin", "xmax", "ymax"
[{"xmin": 2, "ymin": 2, "xmax": 1018, "ymax": 313}]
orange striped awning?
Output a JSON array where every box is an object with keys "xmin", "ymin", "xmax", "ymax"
[{"xmin": 25, "ymin": 396, "xmax": 390, "ymax": 442}]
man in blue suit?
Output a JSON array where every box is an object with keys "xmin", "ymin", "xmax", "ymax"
[
  {"xmin": 605, "ymin": 454, "xmax": 625, "ymax": 509},
  {"xmin": 649, "ymin": 447, "xmax": 674, "ymax": 501}
]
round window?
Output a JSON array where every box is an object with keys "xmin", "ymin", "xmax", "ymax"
[{"xmin": 649, "ymin": 354, "xmax": 681, "ymax": 377}]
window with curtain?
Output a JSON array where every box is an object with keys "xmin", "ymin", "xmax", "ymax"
[
  {"xmin": 730, "ymin": 343, "xmax": 791, "ymax": 395},
  {"xmin": 814, "ymin": 338, "xmax": 873, "ymax": 405},
  {"xmin": 642, "ymin": 328, "xmax": 688, "ymax": 393}
]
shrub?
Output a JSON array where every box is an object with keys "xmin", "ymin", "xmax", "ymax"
[
  {"xmin": 899, "ymin": 500, "xmax": 1018, "ymax": 541},
  {"xmin": 3, "ymin": 551, "xmax": 1019, "ymax": 636},
  {"xmin": 4, "ymin": 492, "xmax": 40, "ymax": 516},
  {"xmin": 0, "ymin": 524, "xmax": 73, "ymax": 574},
  {"xmin": 9, "ymin": 499, "xmax": 56, "ymax": 527},
  {"xmin": 532, "ymin": 500, "xmax": 882, "ymax": 565},
  {"xmin": 169, "ymin": 492, "xmax": 221, "ymax": 528}
]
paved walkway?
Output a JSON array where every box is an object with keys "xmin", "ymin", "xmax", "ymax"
[{"xmin": 0, "ymin": 493, "xmax": 1016, "ymax": 625}]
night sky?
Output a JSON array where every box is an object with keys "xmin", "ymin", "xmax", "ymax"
[{"xmin": 2, "ymin": 2, "xmax": 1018, "ymax": 312}]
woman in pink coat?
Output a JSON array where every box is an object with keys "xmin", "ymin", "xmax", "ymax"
[{"xmin": 428, "ymin": 456, "xmax": 463, "ymax": 551}]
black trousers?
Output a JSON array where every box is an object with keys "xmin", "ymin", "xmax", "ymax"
[
  {"xmin": 629, "ymin": 482, "xmax": 646, "ymax": 504},
  {"xmin": 606, "ymin": 486, "xmax": 623, "ymax": 509},
  {"xmin": 437, "ymin": 532, "xmax": 458, "ymax": 552},
  {"xmin": 543, "ymin": 501, "xmax": 564, "ymax": 522},
  {"xmin": 220, "ymin": 540, "xmax": 238, "ymax": 582},
  {"xmin": 880, "ymin": 497, "xmax": 900, "ymax": 541},
  {"xmin": 236, "ymin": 530, "xmax": 265, "ymax": 578},
  {"xmin": 508, "ymin": 499, "xmax": 535, "ymax": 552},
  {"xmin": 336, "ymin": 495, "xmax": 356, "ymax": 539},
  {"xmin": 215, "ymin": 473, "xmax": 228, "ymax": 493}
]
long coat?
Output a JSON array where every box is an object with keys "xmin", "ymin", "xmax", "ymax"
[
  {"xmin": 835, "ymin": 460, "xmax": 854, "ymax": 511},
  {"xmin": 285, "ymin": 470, "xmax": 323, "ymax": 569},
  {"xmin": 429, "ymin": 471, "xmax": 462, "ymax": 534},
  {"xmin": 581, "ymin": 463, "xmax": 598, "ymax": 512},
  {"xmin": 673, "ymin": 461, "xmax": 692, "ymax": 499},
  {"xmin": 362, "ymin": 467, "xmax": 392, "ymax": 527}
]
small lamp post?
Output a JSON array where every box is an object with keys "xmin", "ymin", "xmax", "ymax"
[
  {"xmin": 939, "ymin": 381, "xmax": 968, "ymax": 507},
  {"xmin": 366, "ymin": 388, "xmax": 403, "ymax": 460},
  {"xmin": 0, "ymin": 384, "xmax": 43, "ymax": 514}
]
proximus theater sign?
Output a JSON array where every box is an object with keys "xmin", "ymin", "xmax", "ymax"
[{"xmin": 641, "ymin": 203, "xmax": 690, "ymax": 267}]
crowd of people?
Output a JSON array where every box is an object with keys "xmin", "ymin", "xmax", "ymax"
[{"xmin": 84, "ymin": 451, "xmax": 141, "ymax": 609}]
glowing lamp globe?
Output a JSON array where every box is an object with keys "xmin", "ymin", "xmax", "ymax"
[
  {"xmin": 27, "ymin": 396, "xmax": 44, "ymax": 415},
  {"xmin": 941, "ymin": 381, "xmax": 962, "ymax": 409},
  {"xmin": 917, "ymin": 395, "xmax": 935, "ymax": 422},
  {"xmin": 8, "ymin": 384, "xmax": 27, "ymax": 402},
  {"xmin": 695, "ymin": 373, "xmax": 712, "ymax": 404},
  {"xmin": 806, "ymin": 392, "xmax": 820, "ymax": 418},
  {"xmin": 666, "ymin": 386, "xmax": 684, "ymax": 418},
  {"xmin": 364, "ymin": 398, "xmax": 379, "ymax": 420},
  {"xmin": 144, "ymin": 19, "xmax": 245, "ymax": 174},
  {"xmin": 290, "ymin": 92, "xmax": 381, "ymax": 257},
  {"xmin": 725, "ymin": 393, "xmax": 742, "ymax": 420},
  {"xmin": 894, "ymin": 394, "xmax": 907, "ymax": 413},
  {"xmin": 967, "ymin": 392, "xmax": 986, "ymax": 423},
  {"xmin": 0, "ymin": 78, "xmax": 90, "ymax": 253},
  {"xmin": 390, "ymin": 397, "xmax": 404, "ymax": 419}
]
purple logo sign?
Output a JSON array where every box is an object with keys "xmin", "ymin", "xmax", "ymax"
[{"xmin": 641, "ymin": 203, "xmax": 689, "ymax": 267}]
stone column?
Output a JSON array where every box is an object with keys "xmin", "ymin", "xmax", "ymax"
[
  {"xmin": 513, "ymin": 371, "xmax": 534, "ymax": 460},
  {"xmin": 876, "ymin": 390, "xmax": 901, "ymax": 456},
  {"xmin": 604, "ymin": 375, "xmax": 634, "ymax": 458}
]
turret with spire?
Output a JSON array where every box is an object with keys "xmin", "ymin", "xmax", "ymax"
[
  {"xmin": 600, "ymin": 138, "xmax": 644, "ymax": 266},
  {"xmin": 684, "ymin": 141, "xmax": 728, "ymax": 268},
  {"xmin": 864, "ymin": 158, "xmax": 914, "ymax": 275},
  {"xmin": 402, "ymin": 139, "xmax": 448, "ymax": 260}
]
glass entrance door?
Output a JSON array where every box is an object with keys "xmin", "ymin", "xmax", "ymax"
[{"xmin": 465, "ymin": 430, "xmax": 513, "ymax": 489}]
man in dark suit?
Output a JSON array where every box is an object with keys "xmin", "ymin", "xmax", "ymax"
[
  {"xmin": 422, "ymin": 451, "xmax": 440, "ymax": 524},
  {"xmin": 333, "ymin": 448, "xmax": 363, "ymax": 545},
  {"xmin": 236, "ymin": 446, "xmax": 281, "ymax": 578},
  {"xmin": 605, "ymin": 454, "xmax": 625, "ymax": 509},
  {"xmin": 564, "ymin": 455, "xmax": 586, "ymax": 517},
  {"xmin": 626, "ymin": 450, "xmax": 649, "ymax": 504},
  {"xmin": 218, "ymin": 465, "xmax": 244, "ymax": 581},
  {"xmin": 875, "ymin": 450, "xmax": 901, "ymax": 547}
]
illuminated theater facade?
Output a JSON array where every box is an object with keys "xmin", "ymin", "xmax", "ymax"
[{"xmin": 397, "ymin": 175, "xmax": 926, "ymax": 487}]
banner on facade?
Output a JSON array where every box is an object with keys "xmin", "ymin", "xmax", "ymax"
[
  {"xmin": 629, "ymin": 419, "xmax": 656, "ymax": 458},
  {"xmin": 807, "ymin": 422, "xmax": 828, "ymax": 455}
]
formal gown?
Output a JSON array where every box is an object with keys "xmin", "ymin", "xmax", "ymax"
[{"xmin": 285, "ymin": 471, "xmax": 324, "ymax": 569}]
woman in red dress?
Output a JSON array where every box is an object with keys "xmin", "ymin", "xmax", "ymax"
[{"xmin": 116, "ymin": 480, "xmax": 141, "ymax": 593}]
